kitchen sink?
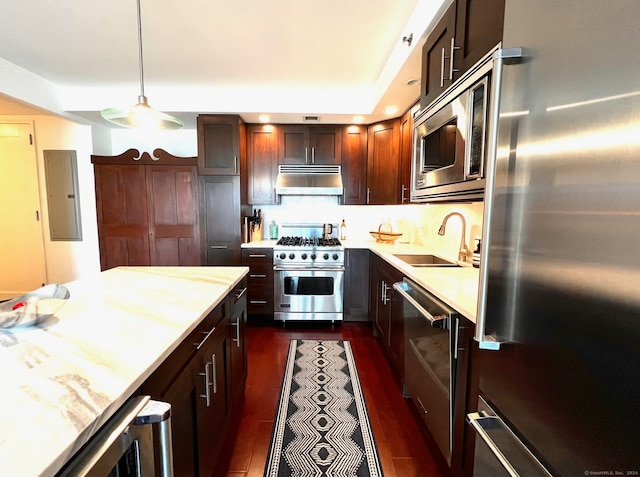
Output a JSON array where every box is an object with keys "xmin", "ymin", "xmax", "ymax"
[{"xmin": 392, "ymin": 254, "xmax": 459, "ymax": 267}]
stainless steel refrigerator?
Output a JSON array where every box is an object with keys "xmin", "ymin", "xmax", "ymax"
[{"xmin": 469, "ymin": 0, "xmax": 640, "ymax": 475}]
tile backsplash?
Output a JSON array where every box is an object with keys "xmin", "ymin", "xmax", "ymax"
[{"xmin": 253, "ymin": 196, "xmax": 484, "ymax": 262}]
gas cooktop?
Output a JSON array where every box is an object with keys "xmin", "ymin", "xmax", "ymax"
[{"xmin": 275, "ymin": 236, "xmax": 342, "ymax": 248}]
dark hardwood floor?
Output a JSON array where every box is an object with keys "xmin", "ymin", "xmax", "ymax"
[{"xmin": 225, "ymin": 321, "xmax": 447, "ymax": 477}]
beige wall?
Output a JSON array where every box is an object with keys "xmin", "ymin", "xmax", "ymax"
[{"xmin": 0, "ymin": 114, "xmax": 101, "ymax": 285}]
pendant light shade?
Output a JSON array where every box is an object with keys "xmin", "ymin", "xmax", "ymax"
[{"xmin": 101, "ymin": 0, "xmax": 183, "ymax": 130}]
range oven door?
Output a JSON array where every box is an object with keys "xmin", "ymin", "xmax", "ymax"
[{"xmin": 274, "ymin": 266, "xmax": 344, "ymax": 321}]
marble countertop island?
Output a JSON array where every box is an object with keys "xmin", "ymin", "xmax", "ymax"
[{"xmin": 0, "ymin": 266, "xmax": 248, "ymax": 477}]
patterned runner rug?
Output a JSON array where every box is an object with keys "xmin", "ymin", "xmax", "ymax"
[{"xmin": 264, "ymin": 339, "xmax": 384, "ymax": 477}]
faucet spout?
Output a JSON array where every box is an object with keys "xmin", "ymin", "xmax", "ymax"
[{"xmin": 438, "ymin": 212, "xmax": 470, "ymax": 262}]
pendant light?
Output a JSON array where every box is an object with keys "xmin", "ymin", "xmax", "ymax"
[{"xmin": 101, "ymin": 0, "xmax": 183, "ymax": 129}]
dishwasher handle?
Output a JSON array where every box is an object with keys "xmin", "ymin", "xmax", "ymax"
[{"xmin": 393, "ymin": 280, "xmax": 448, "ymax": 328}]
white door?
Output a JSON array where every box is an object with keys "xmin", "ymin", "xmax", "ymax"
[{"xmin": 0, "ymin": 122, "xmax": 47, "ymax": 299}]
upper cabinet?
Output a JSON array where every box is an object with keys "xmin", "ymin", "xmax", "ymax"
[
  {"xmin": 197, "ymin": 114, "xmax": 246, "ymax": 175},
  {"xmin": 420, "ymin": 3, "xmax": 457, "ymax": 108},
  {"xmin": 399, "ymin": 107, "xmax": 415, "ymax": 204},
  {"xmin": 454, "ymin": 0, "xmax": 505, "ymax": 76},
  {"xmin": 341, "ymin": 125, "xmax": 368, "ymax": 205},
  {"xmin": 420, "ymin": 0, "xmax": 505, "ymax": 109},
  {"xmin": 366, "ymin": 119, "xmax": 400, "ymax": 205},
  {"xmin": 278, "ymin": 125, "xmax": 342, "ymax": 165},
  {"xmin": 246, "ymin": 124, "xmax": 278, "ymax": 205}
]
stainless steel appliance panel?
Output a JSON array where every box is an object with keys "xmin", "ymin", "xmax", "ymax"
[
  {"xmin": 474, "ymin": 1, "xmax": 640, "ymax": 475},
  {"xmin": 395, "ymin": 279, "xmax": 460, "ymax": 465},
  {"xmin": 274, "ymin": 267, "xmax": 344, "ymax": 321}
]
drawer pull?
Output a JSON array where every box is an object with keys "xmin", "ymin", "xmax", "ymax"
[
  {"xmin": 250, "ymin": 274, "xmax": 267, "ymax": 278},
  {"xmin": 250, "ymin": 300, "xmax": 268, "ymax": 304},
  {"xmin": 248, "ymin": 254, "xmax": 266, "ymax": 258}
]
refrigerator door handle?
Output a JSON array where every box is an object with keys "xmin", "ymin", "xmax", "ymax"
[{"xmin": 475, "ymin": 47, "xmax": 524, "ymax": 350}]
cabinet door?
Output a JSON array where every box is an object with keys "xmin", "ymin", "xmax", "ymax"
[
  {"xmin": 247, "ymin": 125, "xmax": 278, "ymax": 205},
  {"xmin": 146, "ymin": 165, "xmax": 201, "ymax": 266},
  {"xmin": 399, "ymin": 108, "xmax": 414, "ymax": 204},
  {"xmin": 309, "ymin": 126, "xmax": 342, "ymax": 164},
  {"xmin": 94, "ymin": 164, "xmax": 150, "ymax": 270},
  {"xmin": 367, "ymin": 119, "xmax": 400, "ymax": 205},
  {"xmin": 341, "ymin": 125, "xmax": 368, "ymax": 205},
  {"xmin": 420, "ymin": 3, "xmax": 456, "ymax": 109},
  {"xmin": 194, "ymin": 322, "xmax": 227, "ymax": 477},
  {"xmin": 278, "ymin": 125, "xmax": 308, "ymax": 164},
  {"xmin": 202, "ymin": 176, "xmax": 241, "ymax": 265},
  {"xmin": 197, "ymin": 115, "xmax": 243, "ymax": 175},
  {"xmin": 344, "ymin": 249, "xmax": 370, "ymax": 321},
  {"xmin": 453, "ymin": 0, "xmax": 505, "ymax": 78},
  {"xmin": 227, "ymin": 281, "xmax": 248, "ymax": 407}
]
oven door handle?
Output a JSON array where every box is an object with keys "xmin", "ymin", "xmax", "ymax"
[
  {"xmin": 273, "ymin": 266, "xmax": 345, "ymax": 272},
  {"xmin": 393, "ymin": 281, "xmax": 448, "ymax": 328}
]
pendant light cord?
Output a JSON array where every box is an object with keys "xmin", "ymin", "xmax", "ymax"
[{"xmin": 136, "ymin": 0, "xmax": 146, "ymax": 101}]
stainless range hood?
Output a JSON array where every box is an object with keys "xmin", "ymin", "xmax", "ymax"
[{"xmin": 275, "ymin": 164, "xmax": 343, "ymax": 196}]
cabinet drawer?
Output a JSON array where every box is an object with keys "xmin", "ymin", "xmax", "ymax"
[
  {"xmin": 241, "ymin": 248, "xmax": 273, "ymax": 263},
  {"xmin": 247, "ymin": 287, "xmax": 274, "ymax": 314},
  {"xmin": 143, "ymin": 303, "xmax": 223, "ymax": 396},
  {"xmin": 247, "ymin": 264, "xmax": 273, "ymax": 286}
]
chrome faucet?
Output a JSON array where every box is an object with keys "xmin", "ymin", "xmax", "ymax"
[{"xmin": 438, "ymin": 212, "xmax": 471, "ymax": 262}]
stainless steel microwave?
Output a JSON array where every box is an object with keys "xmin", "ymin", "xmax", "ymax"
[{"xmin": 411, "ymin": 47, "xmax": 498, "ymax": 202}]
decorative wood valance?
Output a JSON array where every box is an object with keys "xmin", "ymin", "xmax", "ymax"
[{"xmin": 91, "ymin": 148, "xmax": 197, "ymax": 165}]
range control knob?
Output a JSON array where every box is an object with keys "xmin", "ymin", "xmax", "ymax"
[
  {"xmin": 323, "ymin": 253, "xmax": 329, "ymax": 260},
  {"xmin": 310, "ymin": 253, "xmax": 317, "ymax": 260},
  {"xmin": 332, "ymin": 253, "xmax": 339, "ymax": 261},
  {"xmin": 301, "ymin": 253, "xmax": 308, "ymax": 260},
  {"xmin": 279, "ymin": 253, "xmax": 287, "ymax": 260},
  {"xmin": 289, "ymin": 253, "xmax": 296, "ymax": 260}
]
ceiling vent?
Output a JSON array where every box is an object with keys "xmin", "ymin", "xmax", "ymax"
[{"xmin": 303, "ymin": 115, "xmax": 321, "ymax": 122}]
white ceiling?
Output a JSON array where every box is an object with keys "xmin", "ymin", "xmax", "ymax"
[{"xmin": 0, "ymin": 0, "xmax": 449, "ymax": 128}]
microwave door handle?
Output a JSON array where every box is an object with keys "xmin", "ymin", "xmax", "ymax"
[
  {"xmin": 393, "ymin": 282, "xmax": 446, "ymax": 327},
  {"xmin": 475, "ymin": 47, "xmax": 524, "ymax": 351}
]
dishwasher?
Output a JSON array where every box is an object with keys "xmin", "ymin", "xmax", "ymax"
[{"xmin": 393, "ymin": 278, "xmax": 461, "ymax": 465}]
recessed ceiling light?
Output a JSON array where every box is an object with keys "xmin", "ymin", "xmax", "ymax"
[
  {"xmin": 406, "ymin": 78, "xmax": 420, "ymax": 86},
  {"xmin": 259, "ymin": 114, "xmax": 270, "ymax": 123},
  {"xmin": 384, "ymin": 106, "xmax": 398, "ymax": 115},
  {"xmin": 353, "ymin": 115, "xmax": 365, "ymax": 123}
]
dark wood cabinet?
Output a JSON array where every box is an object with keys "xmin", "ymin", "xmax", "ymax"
[
  {"xmin": 399, "ymin": 107, "xmax": 415, "ymax": 204},
  {"xmin": 246, "ymin": 125, "xmax": 278, "ymax": 205},
  {"xmin": 420, "ymin": 3, "xmax": 457, "ymax": 108},
  {"xmin": 344, "ymin": 249, "xmax": 370, "ymax": 321},
  {"xmin": 366, "ymin": 119, "xmax": 401, "ymax": 205},
  {"xmin": 278, "ymin": 125, "xmax": 342, "ymax": 165},
  {"xmin": 241, "ymin": 248, "xmax": 274, "ymax": 319},
  {"xmin": 227, "ymin": 280, "xmax": 248, "ymax": 405},
  {"xmin": 201, "ymin": 175, "xmax": 241, "ymax": 265},
  {"xmin": 197, "ymin": 114, "xmax": 245, "ymax": 175},
  {"xmin": 369, "ymin": 255, "xmax": 404, "ymax": 379},
  {"xmin": 420, "ymin": 0, "xmax": 505, "ymax": 109},
  {"xmin": 92, "ymin": 149, "xmax": 201, "ymax": 270},
  {"xmin": 341, "ymin": 125, "xmax": 368, "ymax": 205},
  {"xmin": 453, "ymin": 0, "xmax": 505, "ymax": 77},
  {"xmin": 142, "ymin": 280, "xmax": 247, "ymax": 477}
]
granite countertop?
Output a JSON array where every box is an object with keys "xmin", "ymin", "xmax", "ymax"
[
  {"xmin": 0, "ymin": 266, "xmax": 248, "ymax": 477},
  {"xmin": 241, "ymin": 239, "xmax": 479, "ymax": 323}
]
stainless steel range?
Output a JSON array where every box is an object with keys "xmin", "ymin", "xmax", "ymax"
[{"xmin": 273, "ymin": 223, "xmax": 344, "ymax": 322}]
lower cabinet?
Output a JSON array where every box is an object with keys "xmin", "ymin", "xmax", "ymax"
[
  {"xmin": 142, "ymin": 278, "xmax": 247, "ymax": 477},
  {"xmin": 201, "ymin": 175, "xmax": 242, "ymax": 265},
  {"xmin": 369, "ymin": 254, "xmax": 404, "ymax": 378},
  {"xmin": 344, "ymin": 249, "xmax": 370, "ymax": 321}
]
